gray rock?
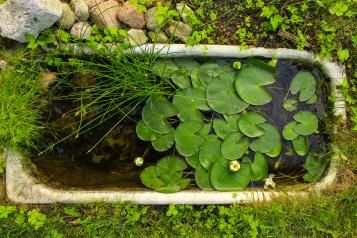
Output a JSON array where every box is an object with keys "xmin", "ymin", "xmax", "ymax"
[
  {"xmin": 117, "ymin": 1, "xmax": 145, "ymax": 29},
  {"xmin": 176, "ymin": 2, "xmax": 196, "ymax": 24},
  {"xmin": 71, "ymin": 0, "xmax": 89, "ymax": 21},
  {"xmin": 123, "ymin": 29, "xmax": 148, "ymax": 46},
  {"xmin": 70, "ymin": 21, "xmax": 92, "ymax": 39},
  {"xmin": 58, "ymin": 3, "xmax": 76, "ymax": 29},
  {"xmin": 90, "ymin": 0, "xmax": 120, "ymax": 30},
  {"xmin": 147, "ymin": 31, "xmax": 168, "ymax": 43},
  {"xmin": 165, "ymin": 20, "xmax": 192, "ymax": 43},
  {"xmin": 0, "ymin": 0, "xmax": 62, "ymax": 43},
  {"xmin": 145, "ymin": 7, "xmax": 162, "ymax": 32}
]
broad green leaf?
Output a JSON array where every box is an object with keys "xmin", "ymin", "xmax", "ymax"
[
  {"xmin": 235, "ymin": 61, "xmax": 276, "ymax": 105},
  {"xmin": 170, "ymin": 71, "xmax": 191, "ymax": 88},
  {"xmin": 238, "ymin": 112, "xmax": 266, "ymax": 137},
  {"xmin": 156, "ymin": 156, "xmax": 187, "ymax": 185},
  {"xmin": 283, "ymin": 98, "xmax": 298, "ymax": 112},
  {"xmin": 175, "ymin": 121, "xmax": 205, "ymax": 156},
  {"xmin": 195, "ymin": 164, "xmax": 213, "ymax": 190},
  {"xmin": 292, "ymin": 111, "xmax": 318, "ymax": 136},
  {"xmin": 210, "ymin": 159, "xmax": 251, "ymax": 191},
  {"xmin": 250, "ymin": 152, "xmax": 269, "ymax": 181},
  {"xmin": 136, "ymin": 120, "xmax": 159, "ymax": 141},
  {"xmin": 250, "ymin": 123, "xmax": 281, "ymax": 153},
  {"xmin": 213, "ymin": 114, "xmax": 241, "ymax": 139},
  {"xmin": 221, "ymin": 132, "xmax": 249, "ymax": 160},
  {"xmin": 265, "ymin": 141, "xmax": 282, "ymax": 158},
  {"xmin": 199, "ymin": 62, "xmax": 220, "ymax": 87},
  {"xmin": 282, "ymin": 121, "xmax": 299, "ymax": 140},
  {"xmin": 185, "ymin": 152, "xmax": 199, "ymax": 169},
  {"xmin": 179, "ymin": 178, "xmax": 191, "ymax": 189},
  {"xmin": 191, "ymin": 67, "xmax": 205, "ymax": 89},
  {"xmin": 151, "ymin": 129, "xmax": 174, "ymax": 152},
  {"xmin": 206, "ymin": 70, "xmax": 248, "ymax": 114},
  {"xmin": 306, "ymin": 94, "xmax": 318, "ymax": 104},
  {"xmin": 175, "ymin": 58, "xmax": 200, "ymax": 73},
  {"xmin": 156, "ymin": 185, "xmax": 181, "ymax": 193},
  {"xmin": 290, "ymin": 72, "xmax": 317, "ymax": 102},
  {"xmin": 140, "ymin": 166, "xmax": 165, "ymax": 189},
  {"xmin": 199, "ymin": 135, "xmax": 222, "ymax": 170},
  {"xmin": 152, "ymin": 59, "xmax": 179, "ymax": 78},
  {"xmin": 303, "ymin": 153, "xmax": 328, "ymax": 181},
  {"xmin": 292, "ymin": 136, "xmax": 309, "ymax": 156},
  {"xmin": 173, "ymin": 87, "xmax": 209, "ymax": 122}
]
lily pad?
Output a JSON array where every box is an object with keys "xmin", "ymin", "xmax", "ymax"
[
  {"xmin": 152, "ymin": 59, "xmax": 179, "ymax": 78},
  {"xmin": 238, "ymin": 112, "xmax": 266, "ymax": 137},
  {"xmin": 206, "ymin": 70, "xmax": 248, "ymax": 114},
  {"xmin": 306, "ymin": 94, "xmax": 318, "ymax": 104},
  {"xmin": 185, "ymin": 152, "xmax": 199, "ymax": 169},
  {"xmin": 195, "ymin": 164, "xmax": 213, "ymax": 190},
  {"xmin": 136, "ymin": 120, "xmax": 159, "ymax": 141},
  {"xmin": 140, "ymin": 166, "xmax": 165, "ymax": 189},
  {"xmin": 199, "ymin": 62, "xmax": 220, "ymax": 87},
  {"xmin": 265, "ymin": 141, "xmax": 282, "ymax": 158},
  {"xmin": 170, "ymin": 70, "xmax": 191, "ymax": 88},
  {"xmin": 250, "ymin": 123, "xmax": 281, "ymax": 153},
  {"xmin": 235, "ymin": 61, "xmax": 276, "ymax": 105},
  {"xmin": 292, "ymin": 111, "xmax": 318, "ymax": 136},
  {"xmin": 191, "ymin": 67, "xmax": 205, "ymax": 89},
  {"xmin": 175, "ymin": 58, "xmax": 200, "ymax": 73},
  {"xmin": 199, "ymin": 135, "xmax": 222, "ymax": 170},
  {"xmin": 303, "ymin": 153, "xmax": 328, "ymax": 182},
  {"xmin": 156, "ymin": 185, "xmax": 181, "ymax": 193},
  {"xmin": 151, "ymin": 129, "xmax": 174, "ymax": 152},
  {"xmin": 173, "ymin": 87, "xmax": 209, "ymax": 122},
  {"xmin": 142, "ymin": 96, "xmax": 177, "ymax": 134},
  {"xmin": 221, "ymin": 132, "xmax": 249, "ymax": 160},
  {"xmin": 250, "ymin": 152, "xmax": 269, "ymax": 181},
  {"xmin": 156, "ymin": 156, "xmax": 187, "ymax": 185},
  {"xmin": 292, "ymin": 136, "xmax": 309, "ymax": 156},
  {"xmin": 175, "ymin": 121, "xmax": 205, "ymax": 156},
  {"xmin": 210, "ymin": 158, "xmax": 251, "ymax": 191},
  {"xmin": 290, "ymin": 71, "xmax": 317, "ymax": 102},
  {"xmin": 282, "ymin": 121, "xmax": 299, "ymax": 140},
  {"xmin": 283, "ymin": 99, "xmax": 298, "ymax": 112}
]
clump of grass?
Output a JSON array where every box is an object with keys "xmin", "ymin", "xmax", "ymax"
[{"xmin": 0, "ymin": 69, "xmax": 42, "ymax": 151}]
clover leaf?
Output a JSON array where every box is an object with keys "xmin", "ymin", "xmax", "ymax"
[
  {"xmin": 221, "ymin": 132, "xmax": 249, "ymax": 160},
  {"xmin": 210, "ymin": 158, "xmax": 251, "ymax": 191},
  {"xmin": 292, "ymin": 111, "xmax": 318, "ymax": 136},
  {"xmin": 238, "ymin": 112, "xmax": 266, "ymax": 137},
  {"xmin": 206, "ymin": 68, "xmax": 248, "ymax": 114},
  {"xmin": 292, "ymin": 136, "xmax": 309, "ymax": 156},
  {"xmin": 195, "ymin": 164, "xmax": 214, "ymax": 190},
  {"xmin": 283, "ymin": 98, "xmax": 298, "ymax": 112},
  {"xmin": 250, "ymin": 123, "xmax": 281, "ymax": 153},
  {"xmin": 235, "ymin": 60, "xmax": 276, "ymax": 105},
  {"xmin": 290, "ymin": 71, "xmax": 317, "ymax": 102}
]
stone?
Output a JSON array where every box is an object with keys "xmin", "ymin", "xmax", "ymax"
[
  {"xmin": 0, "ymin": 0, "xmax": 62, "ymax": 43},
  {"xmin": 71, "ymin": 0, "xmax": 89, "ymax": 21},
  {"xmin": 147, "ymin": 31, "xmax": 168, "ymax": 43},
  {"xmin": 58, "ymin": 3, "xmax": 76, "ymax": 29},
  {"xmin": 145, "ymin": 7, "xmax": 162, "ymax": 32},
  {"xmin": 90, "ymin": 0, "xmax": 120, "ymax": 30},
  {"xmin": 176, "ymin": 2, "xmax": 196, "ymax": 24},
  {"xmin": 85, "ymin": 0, "xmax": 106, "ymax": 9},
  {"xmin": 123, "ymin": 29, "xmax": 148, "ymax": 46},
  {"xmin": 165, "ymin": 20, "xmax": 192, "ymax": 43},
  {"xmin": 117, "ymin": 1, "xmax": 145, "ymax": 29},
  {"xmin": 70, "ymin": 22, "xmax": 92, "ymax": 39}
]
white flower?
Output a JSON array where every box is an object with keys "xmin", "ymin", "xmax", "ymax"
[
  {"xmin": 264, "ymin": 174, "xmax": 276, "ymax": 189},
  {"xmin": 134, "ymin": 157, "xmax": 144, "ymax": 167},
  {"xmin": 229, "ymin": 160, "xmax": 240, "ymax": 172}
]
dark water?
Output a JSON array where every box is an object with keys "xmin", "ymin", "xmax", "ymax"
[{"xmin": 30, "ymin": 59, "xmax": 330, "ymax": 189}]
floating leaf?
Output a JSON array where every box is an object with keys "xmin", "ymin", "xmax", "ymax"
[
  {"xmin": 175, "ymin": 58, "xmax": 200, "ymax": 74},
  {"xmin": 195, "ymin": 164, "xmax": 213, "ymax": 190},
  {"xmin": 199, "ymin": 62, "xmax": 220, "ymax": 87},
  {"xmin": 156, "ymin": 156, "xmax": 187, "ymax": 185},
  {"xmin": 210, "ymin": 159, "xmax": 251, "ymax": 191},
  {"xmin": 151, "ymin": 129, "xmax": 174, "ymax": 152},
  {"xmin": 175, "ymin": 121, "xmax": 205, "ymax": 156},
  {"xmin": 283, "ymin": 99, "xmax": 298, "ymax": 112},
  {"xmin": 303, "ymin": 153, "xmax": 328, "ymax": 182},
  {"xmin": 173, "ymin": 87, "xmax": 209, "ymax": 122},
  {"xmin": 185, "ymin": 152, "xmax": 199, "ymax": 169},
  {"xmin": 250, "ymin": 123, "xmax": 281, "ymax": 153},
  {"xmin": 152, "ymin": 59, "xmax": 179, "ymax": 78},
  {"xmin": 290, "ymin": 72, "xmax": 317, "ymax": 101},
  {"xmin": 292, "ymin": 111, "xmax": 318, "ymax": 136},
  {"xmin": 206, "ymin": 70, "xmax": 248, "ymax": 114},
  {"xmin": 238, "ymin": 112, "xmax": 266, "ymax": 137},
  {"xmin": 191, "ymin": 67, "xmax": 205, "ymax": 89},
  {"xmin": 221, "ymin": 132, "xmax": 249, "ymax": 160},
  {"xmin": 179, "ymin": 178, "xmax": 190, "ymax": 189},
  {"xmin": 156, "ymin": 185, "xmax": 181, "ymax": 193},
  {"xmin": 265, "ymin": 141, "xmax": 282, "ymax": 158},
  {"xmin": 235, "ymin": 61, "xmax": 276, "ymax": 105},
  {"xmin": 306, "ymin": 94, "xmax": 318, "ymax": 104},
  {"xmin": 282, "ymin": 121, "xmax": 299, "ymax": 140},
  {"xmin": 250, "ymin": 153, "xmax": 269, "ymax": 181},
  {"xmin": 136, "ymin": 120, "xmax": 159, "ymax": 141},
  {"xmin": 292, "ymin": 136, "xmax": 309, "ymax": 156},
  {"xmin": 140, "ymin": 166, "xmax": 165, "ymax": 189},
  {"xmin": 170, "ymin": 70, "xmax": 191, "ymax": 88},
  {"xmin": 199, "ymin": 135, "xmax": 222, "ymax": 170}
]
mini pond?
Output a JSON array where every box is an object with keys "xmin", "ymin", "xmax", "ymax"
[{"xmin": 28, "ymin": 56, "xmax": 331, "ymax": 193}]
